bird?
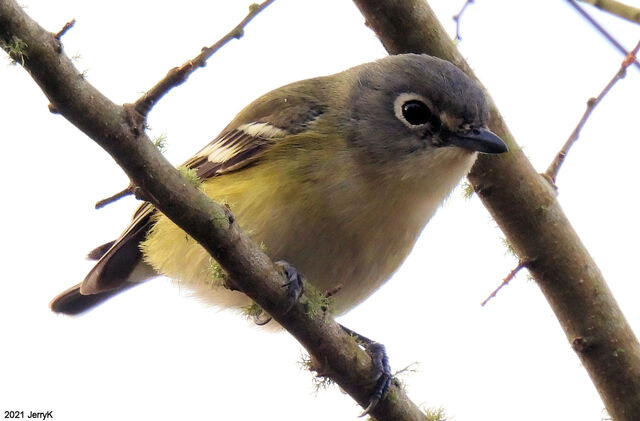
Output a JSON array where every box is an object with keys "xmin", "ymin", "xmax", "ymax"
[{"xmin": 50, "ymin": 53, "xmax": 506, "ymax": 322}]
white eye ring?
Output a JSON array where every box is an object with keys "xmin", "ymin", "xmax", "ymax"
[{"xmin": 393, "ymin": 93, "xmax": 435, "ymax": 129}]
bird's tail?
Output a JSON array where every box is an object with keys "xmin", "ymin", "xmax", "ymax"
[
  {"xmin": 50, "ymin": 282, "xmax": 138, "ymax": 315},
  {"xmin": 50, "ymin": 204, "xmax": 156, "ymax": 315}
]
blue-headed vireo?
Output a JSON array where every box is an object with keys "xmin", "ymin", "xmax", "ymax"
[{"xmin": 50, "ymin": 54, "xmax": 506, "ymax": 320}]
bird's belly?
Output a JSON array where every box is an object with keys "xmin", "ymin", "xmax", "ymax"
[
  {"xmin": 252, "ymin": 205, "xmax": 419, "ymax": 315},
  {"xmin": 141, "ymin": 147, "xmax": 476, "ymax": 319}
]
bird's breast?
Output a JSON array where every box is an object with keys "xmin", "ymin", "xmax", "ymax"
[{"xmin": 141, "ymin": 144, "xmax": 476, "ymax": 317}]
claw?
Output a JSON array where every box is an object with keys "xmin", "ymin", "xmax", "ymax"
[
  {"xmin": 359, "ymin": 342, "xmax": 392, "ymax": 416},
  {"xmin": 253, "ymin": 311, "xmax": 272, "ymax": 326},
  {"xmin": 340, "ymin": 325, "xmax": 392, "ymax": 415},
  {"xmin": 276, "ymin": 260, "xmax": 305, "ymax": 314}
]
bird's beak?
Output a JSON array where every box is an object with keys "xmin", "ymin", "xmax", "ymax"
[{"xmin": 445, "ymin": 127, "xmax": 507, "ymax": 154}]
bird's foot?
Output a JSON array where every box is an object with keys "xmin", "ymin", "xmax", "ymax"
[
  {"xmin": 276, "ymin": 260, "xmax": 305, "ymax": 314},
  {"xmin": 340, "ymin": 325, "xmax": 392, "ymax": 416}
]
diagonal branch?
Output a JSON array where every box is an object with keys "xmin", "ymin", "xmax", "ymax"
[
  {"xmin": 481, "ymin": 259, "xmax": 530, "ymax": 307},
  {"xmin": 578, "ymin": 0, "xmax": 640, "ymax": 25},
  {"xmin": 94, "ymin": 4, "xmax": 276, "ymax": 208},
  {"xmin": 545, "ymin": 40, "xmax": 640, "ymax": 184},
  {"xmin": 134, "ymin": 0, "xmax": 275, "ymax": 117},
  {"xmin": 54, "ymin": 18, "xmax": 75, "ymax": 39},
  {"xmin": 0, "ymin": 1, "xmax": 427, "ymax": 419},
  {"xmin": 352, "ymin": 0, "xmax": 640, "ymax": 419},
  {"xmin": 567, "ymin": 0, "xmax": 640, "ymax": 71}
]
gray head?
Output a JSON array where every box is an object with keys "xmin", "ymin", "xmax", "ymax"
[{"xmin": 343, "ymin": 54, "xmax": 506, "ymax": 162}]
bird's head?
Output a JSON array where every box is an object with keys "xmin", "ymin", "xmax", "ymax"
[{"xmin": 343, "ymin": 54, "xmax": 507, "ymax": 165}]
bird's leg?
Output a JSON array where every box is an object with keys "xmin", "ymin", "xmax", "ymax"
[
  {"xmin": 274, "ymin": 262, "xmax": 392, "ymax": 413},
  {"xmin": 339, "ymin": 324, "xmax": 392, "ymax": 416},
  {"xmin": 244, "ymin": 261, "xmax": 304, "ymax": 326},
  {"xmin": 276, "ymin": 260, "xmax": 305, "ymax": 314}
]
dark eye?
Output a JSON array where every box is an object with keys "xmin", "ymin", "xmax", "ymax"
[
  {"xmin": 394, "ymin": 94, "xmax": 442, "ymax": 133},
  {"xmin": 401, "ymin": 100, "xmax": 432, "ymax": 126}
]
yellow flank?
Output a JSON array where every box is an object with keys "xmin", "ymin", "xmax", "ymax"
[
  {"xmin": 140, "ymin": 129, "xmax": 477, "ymax": 316},
  {"xmin": 140, "ymin": 131, "xmax": 345, "ymax": 311}
]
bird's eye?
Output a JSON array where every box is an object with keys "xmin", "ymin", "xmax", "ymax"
[
  {"xmin": 401, "ymin": 100, "xmax": 432, "ymax": 126},
  {"xmin": 393, "ymin": 93, "xmax": 441, "ymax": 131}
]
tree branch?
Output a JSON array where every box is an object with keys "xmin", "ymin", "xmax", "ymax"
[
  {"xmin": 351, "ymin": 0, "xmax": 640, "ymax": 419},
  {"xmin": 54, "ymin": 18, "xmax": 75, "ymax": 40},
  {"xmin": 567, "ymin": 0, "xmax": 640, "ymax": 71},
  {"xmin": 134, "ymin": 0, "xmax": 276, "ymax": 117},
  {"xmin": 578, "ymin": 0, "xmax": 640, "ymax": 24},
  {"xmin": 94, "ymin": 183, "xmax": 134, "ymax": 209},
  {"xmin": 452, "ymin": 0, "xmax": 474, "ymax": 41},
  {"xmin": 0, "ymin": 0, "xmax": 427, "ymax": 419},
  {"xmin": 545, "ymin": 40, "xmax": 640, "ymax": 184},
  {"xmin": 481, "ymin": 259, "xmax": 530, "ymax": 307}
]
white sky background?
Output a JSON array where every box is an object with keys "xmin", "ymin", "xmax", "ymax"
[{"xmin": 1, "ymin": 0, "xmax": 639, "ymax": 420}]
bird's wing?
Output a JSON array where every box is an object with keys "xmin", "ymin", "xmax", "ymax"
[
  {"xmin": 52, "ymin": 82, "xmax": 327, "ymax": 313},
  {"xmin": 77, "ymin": 124, "xmax": 287, "ymax": 296},
  {"xmin": 183, "ymin": 79, "xmax": 328, "ymax": 178},
  {"xmin": 183, "ymin": 122, "xmax": 289, "ymax": 179}
]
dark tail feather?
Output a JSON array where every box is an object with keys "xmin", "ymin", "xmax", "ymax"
[
  {"xmin": 81, "ymin": 207, "xmax": 154, "ymax": 295},
  {"xmin": 87, "ymin": 241, "xmax": 116, "ymax": 260},
  {"xmin": 50, "ymin": 282, "xmax": 138, "ymax": 315},
  {"xmin": 51, "ymin": 203, "xmax": 156, "ymax": 315}
]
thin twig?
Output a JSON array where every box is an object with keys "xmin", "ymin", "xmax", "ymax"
[
  {"xmin": 134, "ymin": 0, "xmax": 276, "ymax": 117},
  {"xmin": 481, "ymin": 260, "xmax": 528, "ymax": 306},
  {"xmin": 452, "ymin": 0, "xmax": 474, "ymax": 41},
  {"xmin": 544, "ymin": 40, "xmax": 640, "ymax": 183},
  {"xmin": 55, "ymin": 19, "xmax": 75, "ymax": 40},
  {"xmin": 95, "ymin": 184, "xmax": 134, "ymax": 209},
  {"xmin": 567, "ymin": 0, "xmax": 640, "ymax": 71},
  {"xmin": 578, "ymin": 0, "xmax": 640, "ymax": 25},
  {"xmin": 393, "ymin": 362, "xmax": 420, "ymax": 377}
]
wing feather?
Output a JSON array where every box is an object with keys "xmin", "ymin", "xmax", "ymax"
[
  {"xmin": 53, "ymin": 78, "xmax": 327, "ymax": 313},
  {"xmin": 74, "ymin": 124, "xmax": 288, "ymax": 298},
  {"xmin": 183, "ymin": 122, "xmax": 288, "ymax": 179}
]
